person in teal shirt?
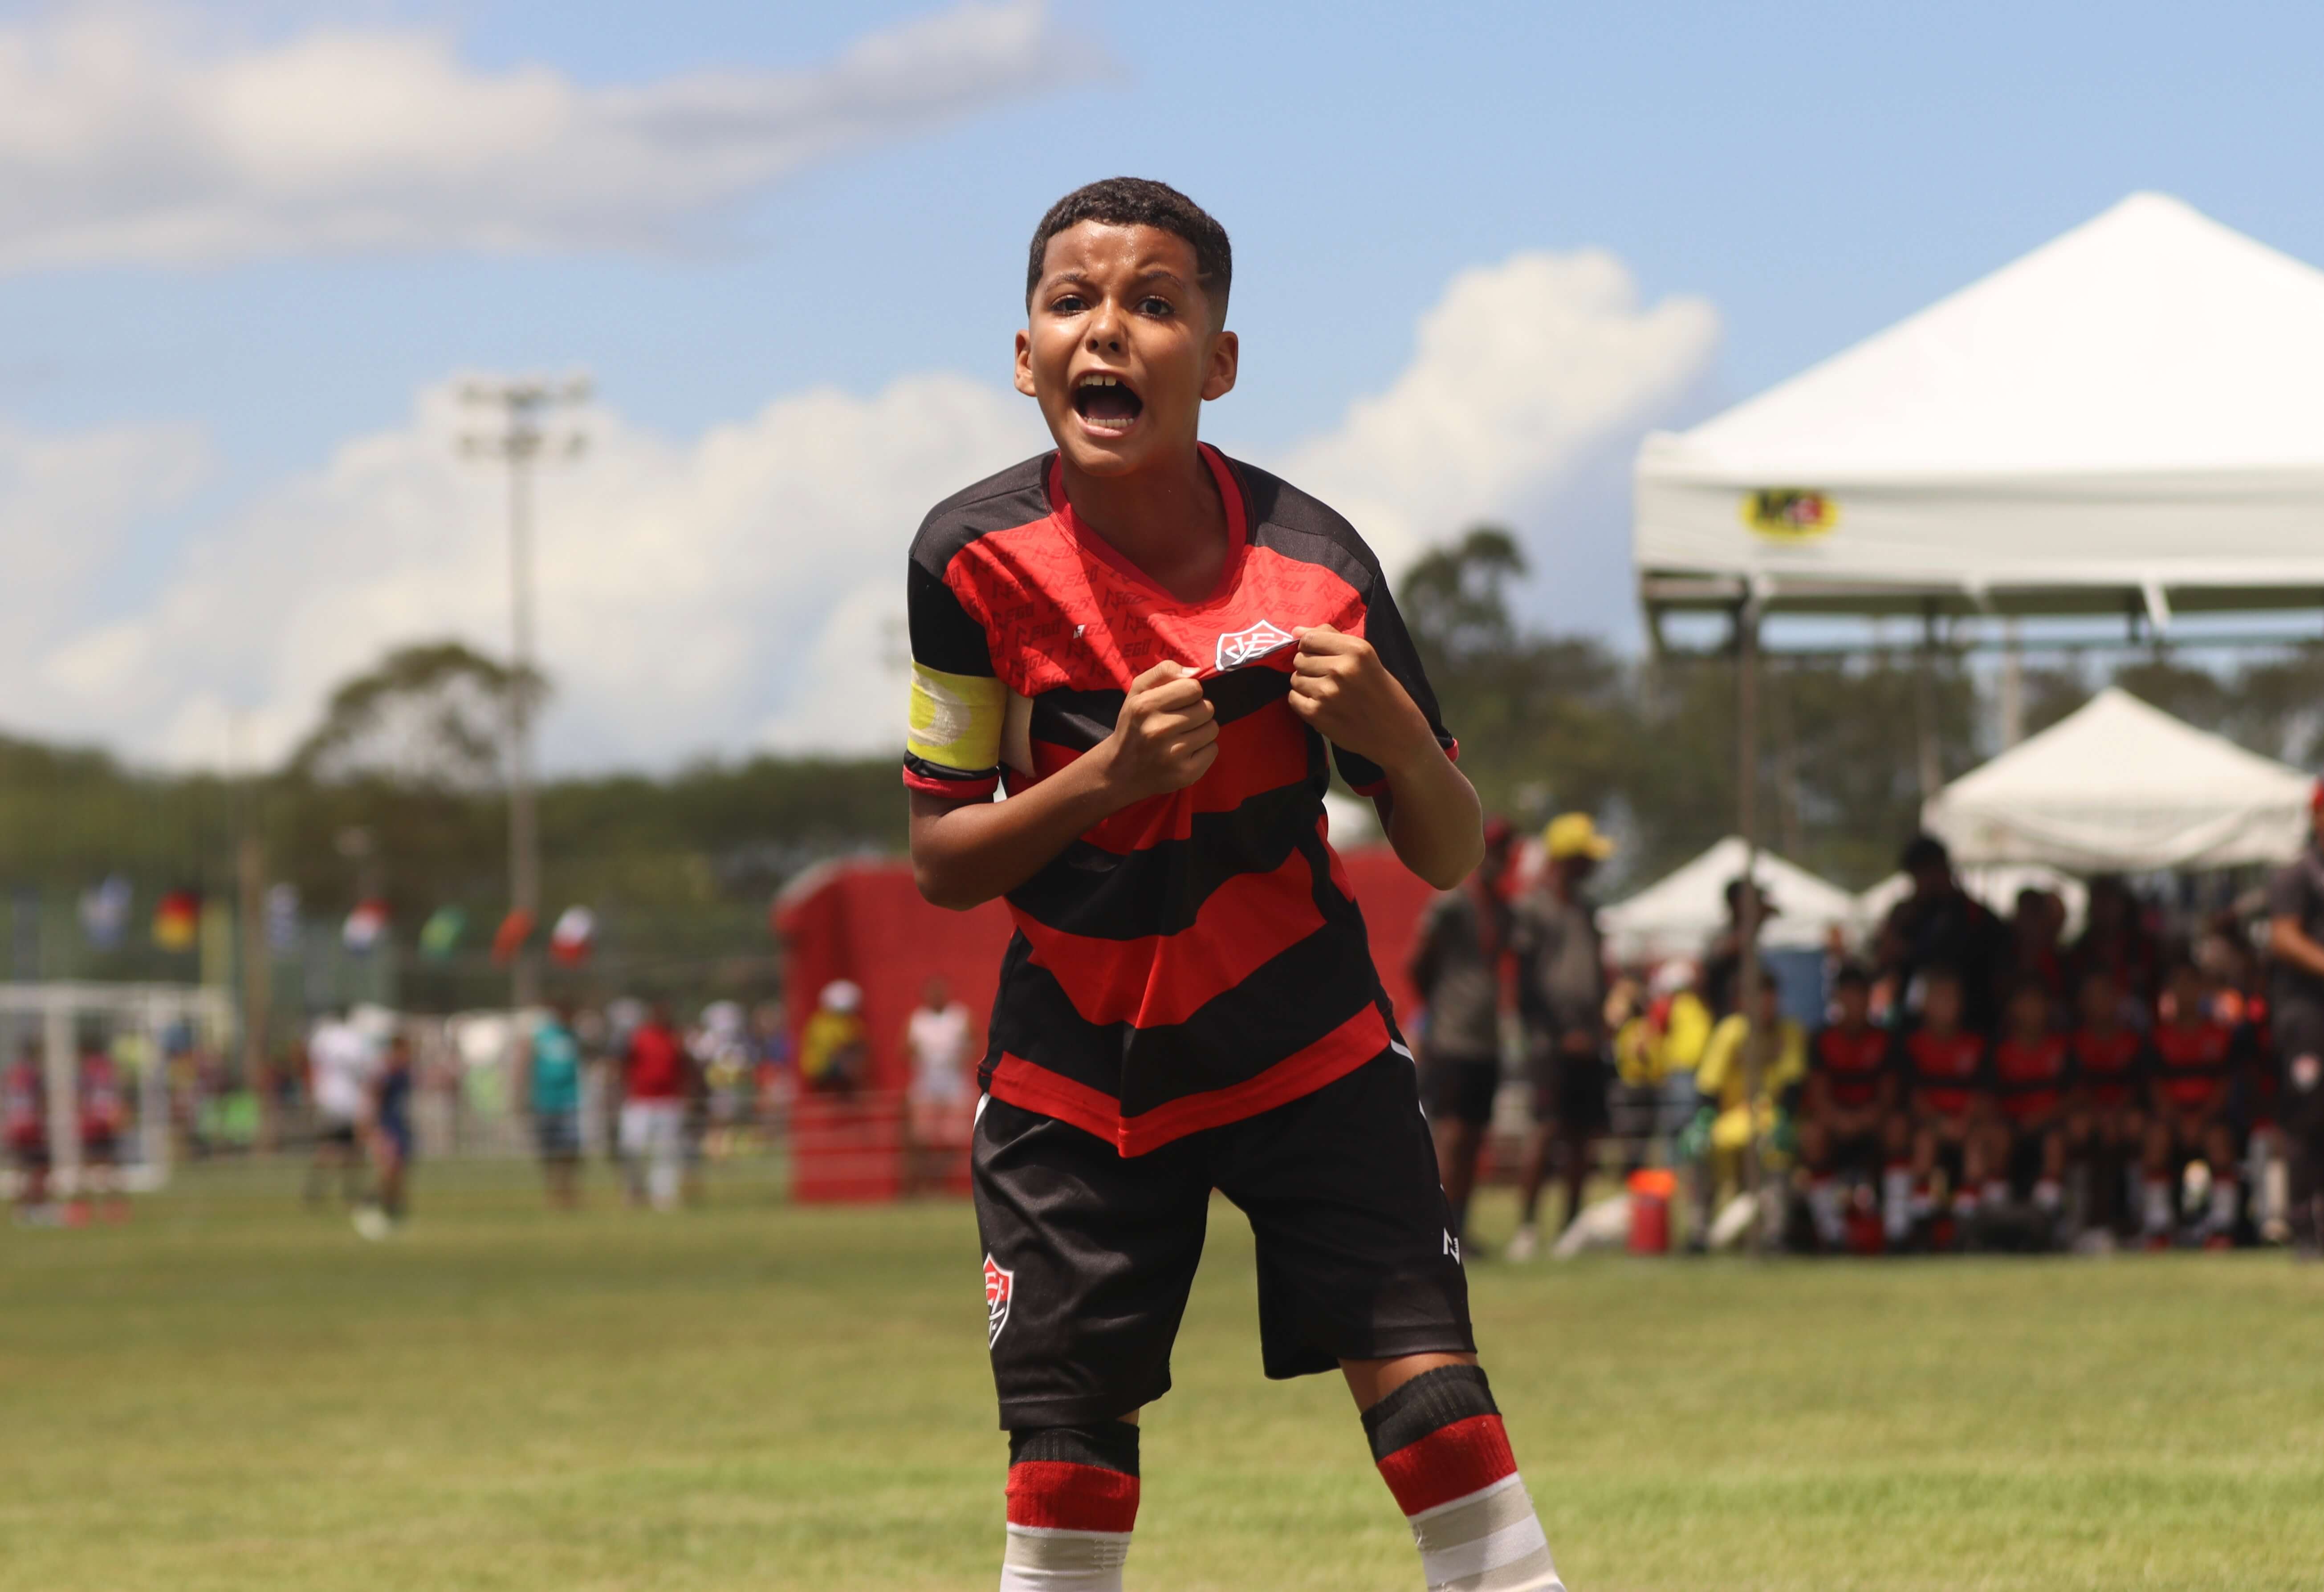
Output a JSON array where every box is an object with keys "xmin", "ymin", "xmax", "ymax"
[{"xmin": 527, "ymin": 1002, "xmax": 586, "ymax": 1208}]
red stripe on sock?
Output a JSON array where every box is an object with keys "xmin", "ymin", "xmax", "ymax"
[
  {"xmin": 1375, "ymin": 1414, "xmax": 1517, "ymax": 1518},
  {"xmin": 1005, "ymin": 1461, "xmax": 1140, "ymax": 1533}
]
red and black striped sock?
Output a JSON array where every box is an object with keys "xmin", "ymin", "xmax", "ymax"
[
  {"xmin": 1001, "ymin": 1422, "xmax": 1139, "ymax": 1590},
  {"xmin": 1363, "ymin": 1367, "xmax": 1563, "ymax": 1591}
]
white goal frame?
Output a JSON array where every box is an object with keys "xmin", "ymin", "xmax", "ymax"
[{"xmin": 0, "ymin": 982, "xmax": 235, "ymax": 1194}]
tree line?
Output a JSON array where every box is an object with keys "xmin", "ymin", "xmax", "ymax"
[{"xmin": 2, "ymin": 531, "xmax": 2319, "ymax": 996}]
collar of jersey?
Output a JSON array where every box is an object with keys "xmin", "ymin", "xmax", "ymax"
[{"xmin": 1044, "ymin": 442, "xmax": 1250, "ymax": 610}]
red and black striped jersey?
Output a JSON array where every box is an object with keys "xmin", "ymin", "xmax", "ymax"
[
  {"xmin": 2069, "ymin": 1027, "xmax": 2144, "ymax": 1109},
  {"xmin": 1991, "ymin": 1034, "xmax": 2071, "ymax": 1123},
  {"xmin": 903, "ymin": 447, "xmax": 1455, "ymax": 1156},
  {"xmin": 1808, "ymin": 1025, "xmax": 1891, "ymax": 1112},
  {"xmin": 2148, "ymin": 1021, "xmax": 2236, "ymax": 1114},
  {"xmin": 1899, "ymin": 1028, "xmax": 1987, "ymax": 1117}
]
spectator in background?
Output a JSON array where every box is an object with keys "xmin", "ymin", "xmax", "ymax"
[
  {"xmin": 6, "ymin": 1042, "xmax": 49, "ymax": 1219},
  {"xmin": 2267, "ymin": 781, "xmax": 2324, "ymax": 1257},
  {"xmin": 75, "ymin": 1045, "xmax": 128, "ymax": 1223},
  {"xmin": 1507, "ymin": 812, "xmax": 1616, "ymax": 1261},
  {"xmin": 799, "ymin": 980, "xmax": 868, "ymax": 1099},
  {"xmin": 904, "ymin": 977, "xmax": 976, "ymax": 1196},
  {"xmin": 1892, "ymin": 966, "xmax": 1992, "ymax": 1247},
  {"xmin": 1877, "ymin": 835, "xmax": 2009, "ymax": 1034},
  {"xmin": 304, "ymin": 1010, "xmax": 375, "ymax": 1210},
  {"xmin": 1682, "ymin": 970, "xmax": 1805, "ymax": 1249},
  {"xmin": 1408, "ymin": 817, "xmax": 1516, "ymax": 1246},
  {"xmin": 2142, "ymin": 959, "xmax": 2243, "ymax": 1248},
  {"xmin": 1987, "ymin": 978, "xmax": 2071, "ymax": 1219},
  {"xmin": 1701, "ymin": 876, "xmax": 1775, "ymax": 1021},
  {"xmin": 2004, "ymin": 887, "xmax": 2071, "ymax": 1016},
  {"xmin": 1612, "ymin": 959, "xmax": 1713, "ymax": 1167},
  {"xmin": 526, "ymin": 1000, "xmax": 586, "ymax": 1210},
  {"xmin": 1798, "ymin": 962, "xmax": 1895, "ymax": 1250},
  {"xmin": 620, "ymin": 1002, "xmax": 691, "ymax": 1212},
  {"xmin": 2066, "ymin": 967, "xmax": 2147, "ymax": 1237},
  {"xmin": 359, "ymin": 1031, "xmax": 415, "ymax": 1238},
  {"xmin": 2072, "ymin": 874, "xmax": 2162, "ymax": 1009}
]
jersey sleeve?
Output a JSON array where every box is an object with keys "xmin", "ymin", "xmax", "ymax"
[
  {"xmin": 1334, "ymin": 577, "xmax": 1458, "ymax": 798},
  {"xmin": 903, "ymin": 557, "xmax": 1007, "ymax": 800}
]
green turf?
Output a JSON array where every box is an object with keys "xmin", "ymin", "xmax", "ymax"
[{"xmin": 4, "ymin": 1161, "xmax": 2322, "ymax": 1591}]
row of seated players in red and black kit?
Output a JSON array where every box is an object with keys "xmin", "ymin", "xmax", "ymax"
[{"xmin": 1794, "ymin": 957, "xmax": 2270, "ymax": 1251}]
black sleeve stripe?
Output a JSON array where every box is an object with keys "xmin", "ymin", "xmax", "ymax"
[{"xmin": 907, "ymin": 560, "xmax": 993, "ymax": 679}]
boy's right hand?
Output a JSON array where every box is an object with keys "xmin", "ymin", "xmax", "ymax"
[{"xmin": 1101, "ymin": 661, "xmax": 1218, "ymax": 801}]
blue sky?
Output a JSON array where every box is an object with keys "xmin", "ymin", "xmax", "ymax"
[{"xmin": 4, "ymin": 0, "xmax": 2321, "ymax": 768}]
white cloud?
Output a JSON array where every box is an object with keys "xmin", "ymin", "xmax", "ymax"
[
  {"xmin": 0, "ymin": 419, "xmax": 208, "ymax": 717},
  {"xmin": 9, "ymin": 247, "xmax": 1715, "ymax": 769},
  {"xmin": 0, "ymin": 0, "xmax": 1106, "ymax": 269},
  {"xmin": 1281, "ymin": 250, "xmax": 1718, "ymax": 579}
]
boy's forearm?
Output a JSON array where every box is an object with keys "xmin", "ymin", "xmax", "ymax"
[
  {"xmin": 1377, "ymin": 736, "xmax": 1483, "ymax": 889},
  {"xmin": 908, "ymin": 753, "xmax": 1129, "ymax": 910}
]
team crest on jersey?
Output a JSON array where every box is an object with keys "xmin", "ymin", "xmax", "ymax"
[
  {"xmin": 1214, "ymin": 618, "xmax": 1295, "ymax": 671},
  {"xmin": 983, "ymin": 1254, "xmax": 1015, "ymax": 1347}
]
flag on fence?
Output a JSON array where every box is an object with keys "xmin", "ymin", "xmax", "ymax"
[
  {"xmin": 343, "ymin": 900, "xmax": 390, "ymax": 952},
  {"xmin": 419, "ymin": 906, "xmax": 466, "ymax": 959},
  {"xmin": 265, "ymin": 884, "xmax": 301, "ymax": 953},
  {"xmin": 549, "ymin": 906, "xmax": 595, "ymax": 965},
  {"xmin": 491, "ymin": 909, "xmax": 535, "ymax": 965},
  {"xmin": 154, "ymin": 889, "xmax": 200, "ymax": 952},
  {"xmin": 81, "ymin": 876, "xmax": 130, "ymax": 950}
]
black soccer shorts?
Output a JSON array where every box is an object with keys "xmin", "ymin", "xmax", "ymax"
[{"xmin": 972, "ymin": 1049, "xmax": 1476, "ymax": 1430}]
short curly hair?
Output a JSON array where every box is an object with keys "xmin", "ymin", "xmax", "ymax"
[{"xmin": 1025, "ymin": 177, "xmax": 1232, "ymax": 319}]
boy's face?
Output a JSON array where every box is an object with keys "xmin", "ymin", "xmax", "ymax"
[
  {"xmin": 2079, "ymin": 976, "xmax": 2116, "ymax": 1027},
  {"xmin": 1017, "ymin": 223, "xmax": 1237, "ymax": 479},
  {"xmin": 1835, "ymin": 983, "xmax": 1869, "ymax": 1026}
]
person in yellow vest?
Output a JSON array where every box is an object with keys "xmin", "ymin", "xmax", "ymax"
[
  {"xmin": 1611, "ymin": 958, "xmax": 1713, "ymax": 1166},
  {"xmin": 798, "ymin": 980, "xmax": 869, "ymax": 1097},
  {"xmin": 1681, "ymin": 970, "xmax": 1806, "ymax": 1246}
]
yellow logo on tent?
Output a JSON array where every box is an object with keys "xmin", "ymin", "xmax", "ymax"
[{"xmin": 1741, "ymin": 488, "xmax": 1839, "ymax": 540}]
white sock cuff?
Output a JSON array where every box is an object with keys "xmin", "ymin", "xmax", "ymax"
[
  {"xmin": 999, "ymin": 1523, "xmax": 1130, "ymax": 1592},
  {"xmin": 1408, "ymin": 1472, "xmax": 1563, "ymax": 1592}
]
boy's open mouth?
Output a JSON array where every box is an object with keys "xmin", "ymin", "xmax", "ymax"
[{"xmin": 1073, "ymin": 370, "xmax": 1144, "ymax": 432}]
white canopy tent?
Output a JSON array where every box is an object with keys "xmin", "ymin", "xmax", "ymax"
[
  {"xmin": 1920, "ymin": 686, "xmax": 2313, "ymax": 873},
  {"xmin": 1627, "ymin": 195, "xmax": 2324, "ymax": 1238},
  {"xmin": 1635, "ymin": 193, "xmax": 2324, "ymax": 628},
  {"xmin": 1601, "ymin": 837, "xmax": 1863, "ymax": 965}
]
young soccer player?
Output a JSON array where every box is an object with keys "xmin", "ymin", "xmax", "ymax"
[
  {"xmin": 2064, "ymin": 967, "xmax": 2146, "ymax": 1235},
  {"xmin": 906, "ymin": 179, "xmax": 1563, "ymax": 1592},
  {"xmin": 1892, "ymin": 966, "xmax": 1991, "ymax": 1245},
  {"xmin": 2141, "ymin": 959, "xmax": 2242, "ymax": 1248},
  {"xmin": 1683, "ymin": 970, "xmax": 1805, "ymax": 1245},
  {"xmin": 4, "ymin": 1041, "xmax": 49, "ymax": 1219},
  {"xmin": 76, "ymin": 1044, "xmax": 130, "ymax": 1222},
  {"xmin": 1986, "ymin": 978, "xmax": 2070, "ymax": 1217},
  {"xmin": 1798, "ymin": 962, "xmax": 1895, "ymax": 1248}
]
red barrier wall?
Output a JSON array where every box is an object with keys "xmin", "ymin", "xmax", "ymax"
[{"xmin": 773, "ymin": 845, "xmax": 1438, "ymax": 1202}]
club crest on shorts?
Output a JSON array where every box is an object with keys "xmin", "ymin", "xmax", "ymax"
[
  {"xmin": 1214, "ymin": 618, "xmax": 1295, "ymax": 672},
  {"xmin": 983, "ymin": 1254, "xmax": 1014, "ymax": 1347}
]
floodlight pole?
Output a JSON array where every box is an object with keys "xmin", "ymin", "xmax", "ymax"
[
  {"xmin": 460, "ymin": 376, "xmax": 589, "ymax": 1012},
  {"xmin": 1734, "ymin": 593, "xmax": 1767, "ymax": 1255}
]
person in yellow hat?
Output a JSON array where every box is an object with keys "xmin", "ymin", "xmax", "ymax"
[{"xmin": 1506, "ymin": 812, "xmax": 1616, "ymax": 1260}]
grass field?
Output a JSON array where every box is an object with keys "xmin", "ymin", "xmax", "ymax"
[{"xmin": 5, "ymin": 1160, "xmax": 2323, "ymax": 1592}]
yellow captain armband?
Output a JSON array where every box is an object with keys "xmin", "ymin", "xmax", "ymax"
[{"xmin": 906, "ymin": 662, "xmax": 1007, "ymax": 774}]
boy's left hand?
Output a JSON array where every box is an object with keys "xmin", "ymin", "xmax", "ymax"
[{"xmin": 1286, "ymin": 625, "xmax": 1437, "ymax": 771}]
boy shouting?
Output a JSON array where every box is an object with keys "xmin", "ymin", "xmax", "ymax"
[{"xmin": 904, "ymin": 179, "xmax": 1564, "ymax": 1592}]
